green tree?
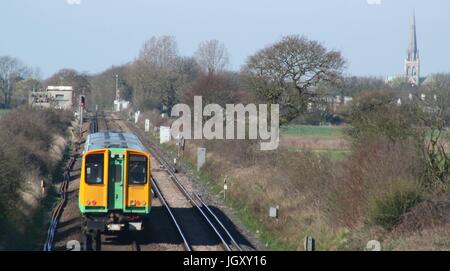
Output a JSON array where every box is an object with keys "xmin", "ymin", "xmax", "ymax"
[{"xmin": 342, "ymin": 90, "xmax": 420, "ymax": 143}]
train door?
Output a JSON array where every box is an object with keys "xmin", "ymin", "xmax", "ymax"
[{"xmin": 108, "ymin": 155, "xmax": 123, "ymax": 210}]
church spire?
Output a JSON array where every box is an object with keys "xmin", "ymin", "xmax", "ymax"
[
  {"xmin": 405, "ymin": 9, "xmax": 420, "ymax": 86},
  {"xmin": 407, "ymin": 9, "xmax": 418, "ymax": 61},
  {"xmin": 408, "ymin": 10, "xmax": 419, "ymax": 61}
]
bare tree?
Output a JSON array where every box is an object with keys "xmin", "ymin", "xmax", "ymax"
[
  {"xmin": 127, "ymin": 36, "xmax": 200, "ymax": 112},
  {"xmin": 0, "ymin": 56, "xmax": 32, "ymax": 106},
  {"xmin": 194, "ymin": 39, "xmax": 229, "ymax": 74},
  {"xmin": 138, "ymin": 36, "xmax": 179, "ymax": 70},
  {"xmin": 416, "ymin": 74, "xmax": 450, "ymax": 191},
  {"xmin": 88, "ymin": 65, "xmax": 132, "ymax": 109},
  {"xmin": 183, "ymin": 71, "xmax": 242, "ymax": 107},
  {"xmin": 45, "ymin": 69, "xmax": 91, "ymax": 98},
  {"xmin": 323, "ymin": 76, "xmax": 387, "ymax": 97},
  {"xmin": 242, "ymin": 35, "xmax": 345, "ymax": 122}
]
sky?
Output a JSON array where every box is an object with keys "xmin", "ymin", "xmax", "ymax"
[{"xmin": 1, "ymin": 0, "xmax": 449, "ymax": 79}]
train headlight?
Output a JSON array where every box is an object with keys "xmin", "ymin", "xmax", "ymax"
[
  {"xmin": 141, "ymin": 201, "xmax": 146, "ymax": 206},
  {"xmin": 130, "ymin": 200, "xmax": 136, "ymax": 206},
  {"xmin": 86, "ymin": 200, "xmax": 91, "ymax": 206}
]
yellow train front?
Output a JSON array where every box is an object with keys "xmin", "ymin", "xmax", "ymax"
[{"xmin": 79, "ymin": 131, "xmax": 151, "ymax": 235}]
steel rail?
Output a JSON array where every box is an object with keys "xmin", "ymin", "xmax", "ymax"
[
  {"xmin": 194, "ymin": 193, "xmax": 242, "ymax": 251},
  {"xmin": 44, "ymin": 112, "xmax": 93, "ymax": 251},
  {"xmin": 145, "ymin": 141, "xmax": 233, "ymax": 251},
  {"xmin": 43, "ymin": 156, "xmax": 76, "ymax": 251},
  {"xmin": 96, "ymin": 112, "xmax": 192, "ymax": 251},
  {"xmin": 128, "ymin": 122, "xmax": 242, "ymax": 251},
  {"xmin": 151, "ymin": 177, "xmax": 192, "ymax": 251},
  {"xmin": 107, "ymin": 113, "xmax": 243, "ymax": 251}
]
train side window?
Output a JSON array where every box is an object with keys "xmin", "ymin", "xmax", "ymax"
[
  {"xmin": 128, "ymin": 155, "xmax": 147, "ymax": 184},
  {"xmin": 85, "ymin": 154, "xmax": 104, "ymax": 184}
]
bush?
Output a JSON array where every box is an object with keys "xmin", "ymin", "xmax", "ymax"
[
  {"xmin": 368, "ymin": 180, "xmax": 422, "ymax": 230},
  {"xmin": 0, "ymin": 108, "xmax": 71, "ymax": 225},
  {"xmin": 0, "ymin": 108, "xmax": 71, "ymax": 175},
  {"xmin": 341, "ymin": 90, "xmax": 420, "ymax": 143},
  {"xmin": 326, "ymin": 138, "xmax": 424, "ymax": 228}
]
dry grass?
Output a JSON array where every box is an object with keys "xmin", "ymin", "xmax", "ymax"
[
  {"xmin": 179, "ymin": 135, "xmax": 450, "ymax": 250},
  {"xmin": 180, "ymin": 138, "xmax": 337, "ymax": 250},
  {"xmin": 140, "ymin": 109, "xmax": 450, "ymax": 250},
  {"xmin": 281, "ymin": 135, "xmax": 350, "ymax": 150}
]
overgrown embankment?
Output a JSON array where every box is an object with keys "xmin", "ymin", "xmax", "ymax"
[
  {"xmin": 0, "ymin": 108, "xmax": 72, "ymax": 250},
  {"xmin": 136, "ymin": 100, "xmax": 450, "ymax": 250}
]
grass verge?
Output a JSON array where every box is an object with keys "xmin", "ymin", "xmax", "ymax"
[
  {"xmin": 280, "ymin": 125, "xmax": 344, "ymax": 138},
  {"xmin": 132, "ymin": 120, "xmax": 292, "ymax": 251}
]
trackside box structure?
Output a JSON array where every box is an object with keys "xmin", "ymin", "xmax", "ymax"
[
  {"xmin": 79, "ymin": 131, "xmax": 151, "ymax": 233},
  {"xmin": 29, "ymin": 86, "xmax": 73, "ymax": 109}
]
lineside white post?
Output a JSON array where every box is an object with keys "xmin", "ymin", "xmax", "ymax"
[{"xmin": 197, "ymin": 147, "xmax": 206, "ymax": 171}]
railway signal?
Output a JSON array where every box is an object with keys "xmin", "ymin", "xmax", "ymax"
[{"xmin": 80, "ymin": 95, "xmax": 85, "ymax": 108}]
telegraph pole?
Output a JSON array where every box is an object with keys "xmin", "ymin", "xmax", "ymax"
[
  {"xmin": 79, "ymin": 95, "xmax": 85, "ymax": 136},
  {"xmin": 115, "ymin": 74, "xmax": 120, "ymax": 101}
]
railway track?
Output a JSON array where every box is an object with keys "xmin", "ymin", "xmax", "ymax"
[
  {"xmin": 108, "ymin": 112, "xmax": 243, "ymax": 251},
  {"xmin": 51, "ymin": 111, "xmax": 244, "ymax": 251},
  {"xmin": 43, "ymin": 118, "xmax": 81, "ymax": 251},
  {"xmin": 147, "ymin": 141, "xmax": 242, "ymax": 251},
  {"xmin": 43, "ymin": 156, "xmax": 76, "ymax": 251},
  {"xmin": 85, "ymin": 112, "xmax": 143, "ymax": 251},
  {"xmin": 96, "ymin": 112, "xmax": 191, "ymax": 251},
  {"xmin": 151, "ymin": 176, "xmax": 192, "ymax": 251}
]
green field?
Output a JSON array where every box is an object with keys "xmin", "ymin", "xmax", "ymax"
[
  {"xmin": 280, "ymin": 125, "xmax": 345, "ymax": 138},
  {"xmin": 282, "ymin": 125, "xmax": 350, "ymax": 161},
  {"xmin": 0, "ymin": 109, "xmax": 10, "ymax": 118}
]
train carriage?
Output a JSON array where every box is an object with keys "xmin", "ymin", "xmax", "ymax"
[{"xmin": 79, "ymin": 131, "xmax": 151, "ymax": 235}]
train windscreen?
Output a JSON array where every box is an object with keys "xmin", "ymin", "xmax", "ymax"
[
  {"xmin": 128, "ymin": 155, "xmax": 147, "ymax": 184},
  {"xmin": 85, "ymin": 153, "xmax": 104, "ymax": 184}
]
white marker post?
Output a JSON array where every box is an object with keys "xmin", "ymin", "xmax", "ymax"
[
  {"xmin": 134, "ymin": 111, "xmax": 140, "ymax": 124},
  {"xmin": 160, "ymin": 126, "xmax": 171, "ymax": 144},
  {"xmin": 145, "ymin": 119, "xmax": 150, "ymax": 132},
  {"xmin": 197, "ymin": 147, "xmax": 206, "ymax": 171},
  {"xmin": 223, "ymin": 176, "xmax": 228, "ymax": 201}
]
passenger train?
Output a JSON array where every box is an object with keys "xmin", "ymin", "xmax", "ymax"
[{"xmin": 79, "ymin": 131, "xmax": 151, "ymax": 235}]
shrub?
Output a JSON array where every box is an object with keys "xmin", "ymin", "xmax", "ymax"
[
  {"xmin": 341, "ymin": 90, "xmax": 421, "ymax": 143},
  {"xmin": 368, "ymin": 180, "xmax": 422, "ymax": 230},
  {"xmin": 0, "ymin": 108, "xmax": 71, "ymax": 219},
  {"xmin": 326, "ymin": 138, "xmax": 424, "ymax": 228}
]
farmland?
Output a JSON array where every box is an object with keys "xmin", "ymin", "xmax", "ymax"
[
  {"xmin": 0, "ymin": 109, "xmax": 10, "ymax": 117},
  {"xmin": 280, "ymin": 125, "xmax": 351, "ymax": 160}
]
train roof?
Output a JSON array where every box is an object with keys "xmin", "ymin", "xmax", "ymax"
[{"xmin": 84, "ymin": 131, "xmax": 146, "ymax": 152}]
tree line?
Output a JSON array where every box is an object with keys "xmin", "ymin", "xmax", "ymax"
[{"xmin": 3, "ymin": 34, "xmax": 450, "ymax": 126}]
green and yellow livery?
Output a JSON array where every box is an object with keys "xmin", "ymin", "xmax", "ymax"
[{"xmin": 79, "ymin": 132, "xmax": 151, "ymax": 234}]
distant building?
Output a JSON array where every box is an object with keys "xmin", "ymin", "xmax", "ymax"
[
  {"xmin": 405, "ymin": 10, "xmax": 420, "ymax": 86},
  {"xmin": 114, "ymin": 98, "xmax": 130, "ymax": 112},
  {"xmin": 386, "ymin": 10, "xmax": 427, "ymax": 86},
  {"xmin": 29, "ymin": 86, "xmax": 73, "ymax": 110},
  {"xmin": 308, "ymin": 94, "xmax": 353, "ymax": 113}
]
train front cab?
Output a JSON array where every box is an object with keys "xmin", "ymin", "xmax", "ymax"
[{"xmin": 79, "ymin": 148, "xmax": 151, "ymax": 233}]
